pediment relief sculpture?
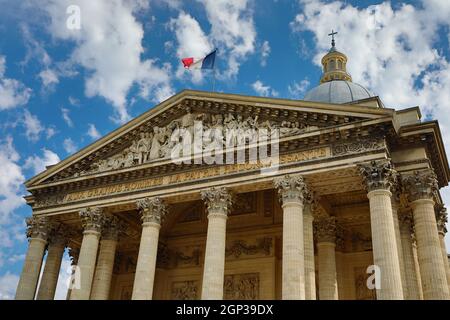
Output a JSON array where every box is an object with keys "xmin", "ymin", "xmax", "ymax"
[{"xmin": 73, "ymin": 111, "xmax": 320, "ymax": 177}]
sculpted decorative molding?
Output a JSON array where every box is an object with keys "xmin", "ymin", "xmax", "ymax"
[
  {"xmin": 358, "ymin": 159, "xmax": 396, "ymax": 192},
  {"xmin": 26, "ymin": 216, "xmax": 50, "ymax": 240},
  {"xmin": 171, "ymin": 281, "xmax": 199, "ymax": 300},
  {"xmin": 402, "ymin": 170, "xmax": 438, "ymax": 202},
  {"xmin": 201, "ymin": 187, "xmax": 232, "ymax": 214},
  {"xmin": 332, "ymin": 139, "xmax": 386, "ymax": 156},
  {"xmin": 225, "ymin": 238, "xmax": 273, "ymax": 259},
  {"xmin": 47, "ymin": 223, "xmax": 71, "ymax": 246},
  {"xmin": 34, "ymin": 147, "xmax": 328, "ymax": 207},
  {"xmin": 354, "ymin": 267, "xmax": 376, "ymax": 300},
  {"xmin": 136, "ymin": 197, "xmax": 167, "ymax": 224},
  {"xmin": 79, "ymin": 207, "xmax": 105, "ymax": 232},
  {"xmin": 76, "ymin": 112, "xmax": 319, "ymax": 177},
  {"xmin": 274, "ymin": 174, "xmax": 308, "ymax": 204},
  {"xmin": 224, "ymin": 273, "xmax": 259, "ymax": 300},
  {"xmin": 435, "ymin": 204, "xmax": 448, "ymax": 235},
  {"xmin": 174, "ymin": 248, "xmax": 201, "ymax": 267}
]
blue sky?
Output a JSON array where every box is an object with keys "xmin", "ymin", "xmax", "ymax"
[{"xmin": 1, "ymin": 0, "xmax": 450, "ymax": 299}]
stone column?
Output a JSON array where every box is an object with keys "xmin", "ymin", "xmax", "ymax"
[
  {"xmin": 66, "ymin": 247, "xmax": 79, "ymax": 300},
  {"xmin": 391, "ymin": 187, "xmax": 408, "ymax": 299},
  {"xmin": 15, "ymin": 216, "xmax": 49, "ymax": 300},
  {"xmin": 398, "ymin": 213, "xmax": 421, "ymax": 300},
  {"xmin": 315, "ymin": 216, "xmax": 339, "ymax": 300},
  {"xmin": 91, "ymin": 216, "xmax": 122, "ymax": 300},
  {"xmin": 70, "ymin": 207, "xmax": 104, "ymax": 300},
  {"xmin": 303, "ymin": 192, "xmax": 316, "ymax": 300},
  {"xmin": 403, "ymin": 170, "xmax": 450, "ymax": 300},
  {"xmin": 132, "ymin": 197, "xmax": 166, "ymax": 300},
  {"xmin": 200, "ymin": 187, "xmax": 232, "ymax": 300},
  {"xmin": 411, "ymin": 236, "xmax": 424, "ymax": 299},
  {"xmin": 435, "ymin": 205, "xmax": 450, "ymax": 291},
  {"xmin": 359, "ymin": 160, "xmax": 403, "ymax": 300},
  {"xmin": 36, "ymin": 224, "xmax": 68, "ymax": 300},
  {"xmin": 335, "ymin": 225, "xmax": 346, "ymax": 297},
  {"xmin": 274, "ymin": 174, "xmax": 308, "ymax": 300}
]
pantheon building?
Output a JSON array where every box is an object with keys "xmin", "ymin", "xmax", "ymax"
[{"xmin": 15, "ymin": 42, "xmax": 450, "ymax": 300}]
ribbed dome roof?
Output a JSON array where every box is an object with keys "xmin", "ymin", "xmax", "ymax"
[{"xmin": 303, "ymin": 80, "xmax": 373, "ymax": 104}]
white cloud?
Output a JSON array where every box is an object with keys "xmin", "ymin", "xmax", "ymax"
[
  {"xmin": 46, "ymin": 126, "xmax": 57, "ymax": 139},
  {"xmin": 169, "ymin": 11, "xmax": 212, "ymax": 83},
  {"xmin": 22, "ymin": 110, "xmax": 44, "ymax": 142},
  {"xmin": 63, "ymin": 138, "xmax": 77, "ymax": 154},
  {"xmin": 0, "ymin": 272, "xmax": 19, "ymax": 300},
  {"xmin": 251, "ymin": 80, "xmax": 278, "ymax": 97},
  {"xmin": 288, "ymin": 79, "xmax": 311, "ymax": 99},
  {"xmin": 37, "ymin": 0, "xmax": 173, "ymax": 123},
  {"xmin": 38, "ymin": 69, "xmax": 59, "ymax": 87},
  {"xmin": 200, "ymin": 0, "xmax": 256, "ymax": 78},
  {"xmin": 292, "ymin": 0, "xmax": 450, "ymax": 252},
  {"xmin": 260, "ymin": 40, "xmax": 271, "ymax": 67},
  {"xmin": 7, "ymin": 254, "xmax": 25, "ymax": 264},
  {"xmin": 0, "ymin": 55, "xmax": 32, "ymax": 110},
  {"xmin": 61, "ymin": 107, "xmax": 73, "ymax": 128},
  {"xmin": 24, "ymin": 149, "xmax": 60, "ymax": 175},
  {"xmin": 0, "ymin": 137, "xmax": 25, "ymax": 225},
  {"xmin": 87, "ymin": 123, "xmax": 101, "ymax": 140}
]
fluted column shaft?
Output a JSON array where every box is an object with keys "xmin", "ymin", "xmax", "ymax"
[
  {"xmin": 412, "ymin": 240, "xmax": 424, "ymax": 299},
  {"xmin": 367, "ymin": 190, "xmax": 403, "ymax": 299},
  {"xmin": 399, "ymin": 214, "xmax": 421, "ymax": 300},
  {"xmin": 411, "ymin": 199, "xmax": 449, "ymax": 299},
  {"xmin": 15, "ymin": 216, "xmax": 49, "ymax": 300},
  {"xmin": 91, "ymin": 217, "xmax": 121, "ymax": 300},
  {"xmin": 200, "ymin": 187, "xmax": 231, "ymax": 300},
  {"xmin": 315, "ymin": 217, "xmax": 338, "ymax": 300},
  {"xmin": 132, "ymin": 198, "xmax": 166, "ymax": 300},
  {"xmin": 275, "ymin": 174, "xmax": 308, "ymax": 300},
  {"xmin": 391, "ymin": 201, "xmax": 408, "ymax": 298},
  {"xmin": 304, "ymin": 205, "xmax": 316, "ymax": 300},
  {"xmin": 36, "ymin": 229, "xmax": 66, "ymax": 300},
  {"xmin": 70, "ymin": 207, "xmax": 104, "ymax": 300},
  {"xmin": 359, "ymin": 160, "xmax": 403, "ymax": 300}
]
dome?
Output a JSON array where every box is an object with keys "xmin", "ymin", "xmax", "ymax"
[{"xmin": 303, "ymin": 80, "xmax": 373, "ymax": 104}]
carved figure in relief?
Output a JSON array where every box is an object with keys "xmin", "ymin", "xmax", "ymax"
[
  {"xmin": 136, "ymin": 132, "xmax": 151, "ymax": 164},
  {"xmin": 83, "ymin": 111, "xmax": 319, "ymax": 175},
  {"xmin": 149, "ymin": 126, "xmax": 165, "ymax": 160}
]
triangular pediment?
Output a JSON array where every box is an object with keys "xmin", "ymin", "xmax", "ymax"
[{"xmin": 26, "ymin": 90, "xmax": 395, "ymax": 187}]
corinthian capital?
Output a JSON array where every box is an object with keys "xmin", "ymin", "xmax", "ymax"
[
  {"xmin": 314, "ymin": 216, "xmax": 337, "ymax": 243},
  {"xmin": 402, "ymin": 169, "xmax": 438, "ymax": 202},
  {"xmin": 358, "ymin": 159, "xmax": 396, "ymax": 192},
  {"xmin": 48, "ymin": 223, "xmax": 71, "ymax": 246},
  {"xmin": 435, "ymin": 204, "xmax": 448, "ymax": 235},
  {"xmin": 79, "ymin": 207, "xmax": 105, "ymax": 232},
  {"xmin": 26, "ymin": 216, "xmax": 50, "ymax": 240},
  {"xmin": 201, "ymin": 187, "xmax": 232, "ymax": 215},
  {"xmin": 273, "ymin": 174, "xmax": 308, "ymax": 204},
  {"xmin": 102, "ymin": 215, "xmax": 125, "ymax": 240},
  {"xmin": 136, "ymin": 197, "xmax": 167, "ymax": 224}
]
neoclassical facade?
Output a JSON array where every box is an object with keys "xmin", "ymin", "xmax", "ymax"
[{"xmin": 15, "ymin": 44, "xmax": 450, "ymax": 300}]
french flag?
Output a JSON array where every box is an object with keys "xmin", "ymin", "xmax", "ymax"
[{"xmin": 182, "ymin": 50, "xmax": 216, "ymax": 70}]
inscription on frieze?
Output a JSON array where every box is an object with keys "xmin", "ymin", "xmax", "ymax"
[{"xmin": 35, "ymin": 147, "xmax": 330, "ymax": 207}]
